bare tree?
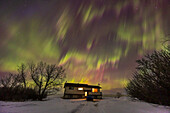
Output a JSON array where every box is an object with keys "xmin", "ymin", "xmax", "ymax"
[
  {"xmin": 0, "ymin": 73, "xmax": 18, "ymax": 88},
  {"xmin": 29, "ymin": 61, "xmax": 65, "ymax": 100},
  {"xmin": 17, "ymin": 63, "xmax": 27, "ymax": 88},
  {"xmin": 0, "ymin": 64, "xmax": 27, "ymax": 88}
]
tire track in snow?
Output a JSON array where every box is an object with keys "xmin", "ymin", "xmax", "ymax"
[
  {"xmin": 79, "ymin": 101, "xmax": 88, "ymax": 113},
  {"xmin": 71, "ymin": 101, "xmax": 87, "ymax": 113},
  {"xmin": 78, "ymin": 101, "xmax": 106, "ymax": 113}
]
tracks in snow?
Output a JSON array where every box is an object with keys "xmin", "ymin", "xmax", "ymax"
[{"xmin": 71, "ymin": 101, "xmax": 106, "ymax": 113}]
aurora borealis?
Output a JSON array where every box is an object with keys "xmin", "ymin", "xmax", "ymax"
[{"xmin": 0, "ymin": 0, "xmax": 169, "ymax": 90}]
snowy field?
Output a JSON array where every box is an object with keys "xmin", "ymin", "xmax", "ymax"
[{"xmin": 0, "ymin": 95, "xmax": 169, "ymax": 113}]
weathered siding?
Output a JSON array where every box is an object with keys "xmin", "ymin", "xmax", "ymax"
[
  {"xmin": 89, "ymin": 92, "xmax": 102, "ymax": 96},
  {"xmin": 63, "ymin": 84, "xmax": 102, "ymax": 99},
  {"xmin": 65, "ymin": 86, "xmax": 85, "ymax": 95},
  {"xmin": 84, "ymin": 87, "xmax": 92, "ymax": 90}
]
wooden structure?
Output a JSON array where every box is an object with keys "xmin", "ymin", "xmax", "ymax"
[{"xmin": 63, "ymin": 83, "xmax": 102, "ymax": 99}]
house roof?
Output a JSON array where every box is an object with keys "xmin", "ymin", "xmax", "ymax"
[{"xmin": 64, "ymin": 83, "xmax": 101, "ymax": 88}]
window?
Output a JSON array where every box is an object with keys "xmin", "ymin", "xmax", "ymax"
[
  {"xmin": 78, "ymin": 87, "xmax": 83, "ymax": 90},
  {"xmin": 85, "ymin": 92, "xmax": 87, "ymax": 96},
  {"xmin": 69, "ymin": 87, "xmax": 74, "ymax": 90},
  {"xmin": 92, "ymin": 88, "xmax": 98, "ymax": 92}
]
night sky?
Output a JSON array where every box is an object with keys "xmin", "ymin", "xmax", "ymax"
[{"xmin": 0, "ymin": 0, "xmax": 169, "ymax": 90}]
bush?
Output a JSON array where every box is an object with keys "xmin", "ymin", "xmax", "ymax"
[
  {"xmin": 0, "ymin": 86, "xmax": 43, "ymax": 101},
  {"xmin": 125, "ymin": 48, "xmax": 170, "ymax": 106}
]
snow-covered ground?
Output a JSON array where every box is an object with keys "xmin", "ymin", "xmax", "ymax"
[{"xmin": 0, "ymin": 96, "xmax": 169, "ymax": 113}]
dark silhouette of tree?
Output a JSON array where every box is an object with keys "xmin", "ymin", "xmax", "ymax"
[
  {"xmin": 0, "ymin": 61, "xmax": 65, "ymax": 101},
  {"xmin": 125, "ymin": 45, "xmax": 170, "ymax": 106},
  {"xmin": 0, "ymin": 64, "xmax": 27, "ymax": 88},
  {"xmin": 29, "ymin": 61, "xmax": 65, "ymax": 100},
  {"xmin": 0, "ymin": 73, "xmax": 18, "ymax": 88},
  {"xmin": 17, "ymin": 63, "xmax": 27, "ymax": 88}
]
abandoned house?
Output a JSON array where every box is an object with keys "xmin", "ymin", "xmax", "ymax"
[{"xmin": 63, "ymin": 83, "xmax": 102, "ymax": 99}]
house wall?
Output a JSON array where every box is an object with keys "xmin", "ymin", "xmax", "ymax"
[
  {"xmin": 84, "ymin": 87, "xmax": 91, "ymax": 90},
  {"xmin": 64, "ymin": 94, "xmax": 85, "ymax": 99},
  {"xmin": 64, "ymin": 86, "xmax": 102, "ymax": 99},
  {"xmin": 64, "ymin": 86, "xmax": 85, "ymax": 95},
  {"xmin": 89, "ymin": 92, "xmax": 102, "ymax": 96}
]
